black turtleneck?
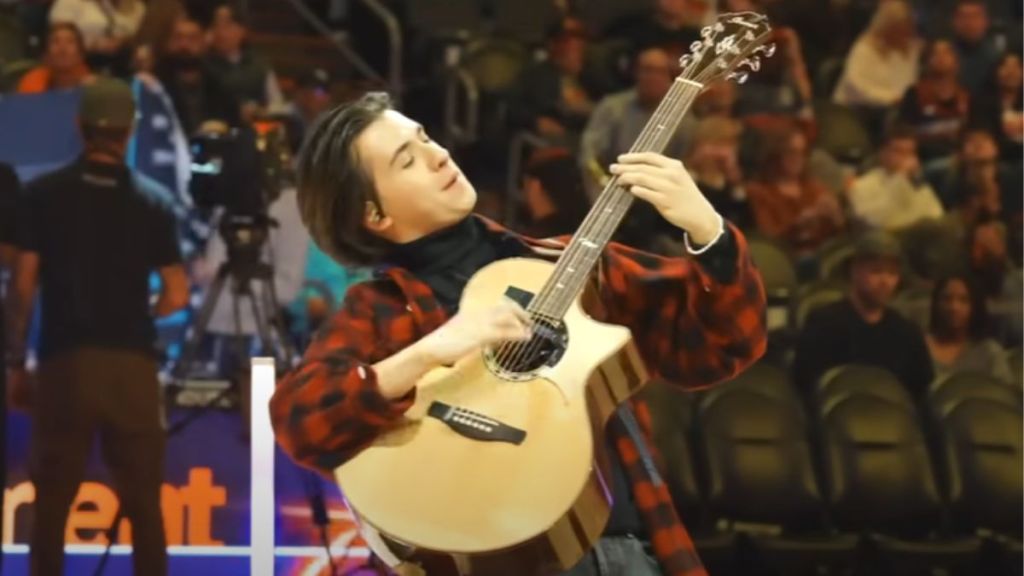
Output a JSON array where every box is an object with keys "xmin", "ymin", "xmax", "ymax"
[{"xmin": 384, "ymin": 217, "xmax": 508, "ymax": 313}]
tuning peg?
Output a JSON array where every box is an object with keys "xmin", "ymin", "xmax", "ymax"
[
  {"xmin": 759, "ymin": 43, "xmax": 777, "ymax": 58},
  {"xmin": 678, "ymin": 55, "xmax": 693, "ymax": 70},
  {"xmin": 744, "ymin": 57, "xmax": 761, "ymax": 72},
  {"xmin": 701, "ymin": 24, "xmax": 715, "ymax": 39},
  {"xmin": 727, "ymin": 71, "xmax": 750, "ymax": 84}
]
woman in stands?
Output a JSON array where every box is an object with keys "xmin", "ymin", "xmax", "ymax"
[
  {"xmin": 972, "ymin": 51, "xmax": 1024, "ymax": 164},
  {"xmin": 926, "ymin": 273, "xmax": 1013, "ymax": 383},
  {"xmin": 49, "ymin": 0, "xmax": 145, "ymax": 74},
  {"xmin": 17, "ymin": 23, "xmax": 93, "ymax": 93},
  {"xmin": 745, "ymin": 123, "xmax": 845, "ymax": 261},
  {"xmin": 898, "ymin": 39, "xmax": 971, "ymax": 163},
  {"xmin": 832, "ymin": 0, "xmax": 922, "ymax": 142}
]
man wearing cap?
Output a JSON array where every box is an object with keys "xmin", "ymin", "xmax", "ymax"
[
  {"xmin": 793, "ymin": 230, "xmax": 935, "ymax": 398},
  {"xmin": 284, "ymin": 67, "xmax": 335, "ymax": 152},
  {"xmin": 5, "ymin": 78, "xmax": 189, "ymax": 576}
]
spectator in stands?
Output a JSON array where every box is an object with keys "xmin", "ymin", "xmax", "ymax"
[
  {"xmin": 938, "ymin": 165, "xmax": 1003, "ymax": 245},
  {"xmin": 131, "ymin": 0, "xmax": 187, "ymax": 73},
  {"xmin": 510, "ymin": 18, "xmax": 595, "ymax": 143},
  {"xmin": 606, "ymin": 0, "xmax": 706, "ymax": 56},
  {"xmin": 898, "ymin": 39, "xmax": 971, "ymax": 162},
  {"xmin": 205, "ymin": 3, "xmax": 286, "ymax": 120},
  {"xmin": 735, "ymin": 27, "xmax": 814, "ymax": 131},
  {"xmin": 16, "ymin": 22, "xmax": 93, "ymax": 93},
  {"xmin": 746, "ymin": 124, "xmax": 845, "ymax": 257},
  {"xmin": 48, "ymin": 0, "xmax": 145, "ymax": 74},
  {"xmin": 518, "ymin": 148, "xmax": 589, "ymax": 239},
  {"xmin": 972, "ymin": 51, "xmax": 1023, "ymax": 163},
  {"xmin": 580, "ymin": 46, "xmax": 686, "ymax": 197},
  {"xmin": 794, "ymin": 230, "xmax": 935, "ymax": 397},
  {"xmin": 683, "ymin": 116, "xmax": 752, "ymax": 228},
  {"xmin": 848, "ymin": 125, "xmax": 944, "ymax": 231},
  {"xmin": 6, "ymin": 78, "xmax": 188, "ymax": 576},
  {"xmin": 926, "ymin": 273, "xmax": 1013, "ymax": 382},
  {"xmin": 966, "ymin": 218, "xmax": 1022, "ymax": 344},
  {"xmin": 832, "ymin": 0, "xmax": 922, "ymax": 141},
  {"xmin": 948, "ymin": 0, "xmax": 1004, "ymax": 93},
  {"xmin": 925, "ymin": 128, "xmax": 1015, "ymax": 209},
  {"xmin": 155, "ymin": 15, "xmax": 239, "ymax": 134},
  {"xmin": 284, "ymin": 67, "xmax": 335, "ymax": 153},
  {"xmin": 692, "ymin": 79, "xmax": 738, "ymax": 120}
]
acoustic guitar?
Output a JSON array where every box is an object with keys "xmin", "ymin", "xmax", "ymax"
[{"xmin": 336, "ymin": 12, "xmax": 774, "ymax": 575}]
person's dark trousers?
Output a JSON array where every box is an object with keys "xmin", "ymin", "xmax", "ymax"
[{"xmin": 29, "ymin": 347, "xmax": 167, "ymax": 576}]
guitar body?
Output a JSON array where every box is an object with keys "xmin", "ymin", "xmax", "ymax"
[{"xmin": 335, "ymin": 258, "xmax": 649, "ymax": 575}]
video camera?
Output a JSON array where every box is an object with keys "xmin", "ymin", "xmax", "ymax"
[
  {"xmin": 189, "ymin": 120, "xmax": 292, "ymax": 216},
  {"xmin": 188, "ymin": 119, "xmax": 294, "ymax": 263}
]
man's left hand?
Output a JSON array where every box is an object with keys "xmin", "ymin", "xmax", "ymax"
[{"xmin": 610, "ymin": 152, "xmax": 722, "ymax": 245}]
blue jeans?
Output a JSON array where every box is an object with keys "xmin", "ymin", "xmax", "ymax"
[{"xmin": 561, "ymin": 536, "xmax": 663, "ymax": 576}]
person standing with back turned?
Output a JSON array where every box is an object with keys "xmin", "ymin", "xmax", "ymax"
[{"xmin": 5, "ymin": 78, "xmax": 190, "ymax": 576}]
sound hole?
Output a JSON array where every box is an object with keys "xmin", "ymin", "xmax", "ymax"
[{"xmin": 484, "ymin": 317, "xmax": 568, "ymax": 381}]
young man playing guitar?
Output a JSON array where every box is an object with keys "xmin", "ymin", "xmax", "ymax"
[{"xmin": 271, "ymin": 92, "xmax": 767, "ymax": 576}]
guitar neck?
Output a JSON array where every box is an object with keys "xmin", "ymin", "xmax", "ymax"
[{"xmin": 528, "ymin": 79, "xmax": 704, "ymax": 320}]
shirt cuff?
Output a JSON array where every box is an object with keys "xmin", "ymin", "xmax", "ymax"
[{"xmin": 685, "ymin": 221, "xmax": 740, "ymax": 285}]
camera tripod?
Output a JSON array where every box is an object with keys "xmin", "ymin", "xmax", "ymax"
[{"xmin": 173, "ymin": 216, "xmax": 295, "ymax": 389}]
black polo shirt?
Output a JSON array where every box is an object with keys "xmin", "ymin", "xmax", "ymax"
[{"xmin": 15, "ymin": 158, "xmax": 182, "ymax": 361}]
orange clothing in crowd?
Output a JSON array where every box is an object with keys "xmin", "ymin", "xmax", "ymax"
[
  {"xmin": 17, "ymin": 64, "xmax": 92, "ymax": 94},
  {"xmin": 746, "ymin": 178, "xmax": 844, "ymax": 253}
]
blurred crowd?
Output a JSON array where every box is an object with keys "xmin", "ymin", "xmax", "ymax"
[{"xmin": 0, "ymin": 0, "xmax": 1021, "ymax": 392}]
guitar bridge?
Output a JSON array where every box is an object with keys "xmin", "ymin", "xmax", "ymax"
[{"xmin": 426, "ymin": 401, "xmax": 526, "ymax": 445}]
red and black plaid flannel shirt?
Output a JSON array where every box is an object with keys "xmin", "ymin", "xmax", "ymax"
[{"xmin": 271, "ymin": 216, "xmax": 767, "ymax": 576}]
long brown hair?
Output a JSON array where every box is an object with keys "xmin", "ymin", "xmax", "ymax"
[{"xmin": 296, "ymin": 92, "xmax": 392, "ymax": 266}]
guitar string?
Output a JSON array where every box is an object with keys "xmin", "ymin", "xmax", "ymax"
[
  {"xmin": 491, "ymin": 79, "xmax": 695, "ymax": 371},
  {"xmin": 524, "ymin": 38, "xmax": 766, "ymax": 326},
  {"xmin": 492, "ymin": 78, "xmax": 701, "ymax": 372},
  {"xmin": 494, "ymin": 67, "xmax": 711, "ymax": 372},
  {"xmin": 493, "ymin": 26, "xmax": 771, "ymax": 373}
]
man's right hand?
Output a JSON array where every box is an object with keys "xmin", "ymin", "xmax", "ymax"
[{"xmin": 419, "ymin": 300, "xmax": 533, "ymax": 367}]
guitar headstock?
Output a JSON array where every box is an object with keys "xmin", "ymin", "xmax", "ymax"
[{"xmin": 677, "ymin": 12, "xmax": 774, "ymax": 86}]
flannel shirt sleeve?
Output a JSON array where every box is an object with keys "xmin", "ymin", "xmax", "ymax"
[
  {"xmin": 270, "ymin": 283, "xmax": 416, "ymax": 472},
  {"xmin": 599, "ymin": 222, "xmax": 767, "ymax": 389}
]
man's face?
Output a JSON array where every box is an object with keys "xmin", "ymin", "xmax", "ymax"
[
  {"xmin": 355, "ymin": 111, "xmax": 476, "ymax": 243},
  {"xmin": 166, "ymin": 19, "xmax": 205, "ymax": 58},
  {"xmin": 851, "ymin": 258, "xmax": 901, "ymax": 309},
  {"xmin": 937, "ymin": 278, "xmax": 972, "ymax": 332},
  {"xmin": 635, "ymin": 49, "xmax": 674, "ymax": 104},
  {"xmin": 927, "ymin": 40, "xmax": 959, "ymax": 76},
  {"xmin": 551, "ymin": 36, "xmax": 586, "ymax": 76},
  {"xmin": 695, "ymin": 81, "xmax": 737, "ymax": 116},
  {"xmin": 880, "ymin": 137, "xmax": 917, "ymax": 173},
  {"xmin": 296, "ymin": 86, "xmax": 332, "ymax": 121},
  {"xmin": 47, "ymin": 28, "xmax": 84, "ymax": 71},
  {"xmin": 952, "ymin": 4, "xmax": 989, "ymax": 44},
  {"xmin": 210, "ymin": 8, "xmax": 246, "ymax": 56}
]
